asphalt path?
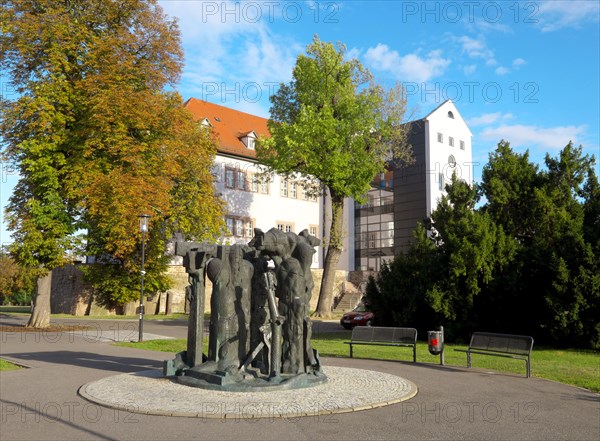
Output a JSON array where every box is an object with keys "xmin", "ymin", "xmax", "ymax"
[{"xmin": 1, "ymin": 315, "xmax": 598, "ymax": 441}]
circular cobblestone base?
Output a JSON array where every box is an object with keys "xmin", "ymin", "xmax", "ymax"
[{"xmin": 79, "ymin": 366, "xmax": 418, "ymax": 419}]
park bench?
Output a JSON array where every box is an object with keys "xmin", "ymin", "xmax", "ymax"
[
  {"xmin": 455, "ymin": 332, "xmax": 534, "ymax": 378},
  {"xmin": 345, "ymin": 326, "xmax": 418, "ymax": 362}
]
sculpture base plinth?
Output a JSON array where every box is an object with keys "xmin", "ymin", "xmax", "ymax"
[
  {"xmin": 172, "ymin": 368, "xmax": 327, "ymax": 392},
  {"xmin": 164, "ymin": 350, "xmax": 327, "ymax": 392}
]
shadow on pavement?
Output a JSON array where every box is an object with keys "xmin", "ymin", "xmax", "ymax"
[{"xmin": 3, "ymin": 351, "xmax": 163, "ymax": 373}]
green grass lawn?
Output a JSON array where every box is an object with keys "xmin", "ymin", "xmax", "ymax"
[
  {"xmin": 0, "ymin": 306, "xmax": 32, "ymax": 314},
  {"xmin": 0, "ymin": 359, "xmax": 22, "ymax": 371},
  {"xmin": 0, "ymin": 306, "xmax": 191, "ymax": 321},
  {"xmin": 115, "ymin": 332, "xmax": 600, "ymax": 393},
  {"xmin": 48, "ymin": 313, "xmax": 191, "ymax": 321}
]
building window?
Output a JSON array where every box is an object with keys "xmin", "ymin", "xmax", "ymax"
[
  {"xmin": 280, "ymin": 178, "xmax": 288, "ymax": 197},
  {"xmin": 246, "ymin": 137, "xmax": 255, "ymax": 150},
  {"xmin": 277, "ymin": 221, "xmax": 294, "ymax": 233},
  {"xmin": 302, "ymin": 186, "xmax": 308, "ymax": 200},
  {"xmin": 369, "ymin": 232, "xmax": 377, "ymax": 248},
  {"xmin": 437, "ymin": 133, "xmax": 443, "ymax": 143},
  {"xmin": 260, "ymin": 177, "xmax": 269, "ymax": 194},
  {"xmin": 290, "ymin": 182, "xmax": 297, "ymax": 198},
  {"xmin": 225, "ymin": 217, "xmax": 234, "ymax": 235},
  {"xmin": 237, "ymin": 170, "xmax": 246, "ymax": 191},
  {"xmin": 448, "ymin": 111, "xmax": 454, "ymax": 119},
  {"xmin": 439, "ymin": 173, "xmax": 444, "ymax": 191},
  {"xmin": 449, "ymin": 136, "xmax": 454, "ymax": 147},
  {"xmin": 448, "ymin": 155, "xmax": 456, "ymax": 168},
  {"xmin": 309, "ymin": 225, "xmax": 318, "ymax": 238},
  {"xmin": 460, "ymin": 140, "xmax": 465, "ymax": 150},
  {"xmin": 250, "ymin": 174, "xmax": 259, "ymax": 192},
  {"xmin": 225, "ymin": 168, "xmax": 235, "ymax": 188},
  {"xmin": 235, "ymin": 219, "xmax": 244, "ymax": 236},
  {"xmin": 225, "ymin": 216, "xmax": 254, "ymax": 238},
  {"xmin": 245, "ymin": 219, "xmax": 254, "ymax": 238}
]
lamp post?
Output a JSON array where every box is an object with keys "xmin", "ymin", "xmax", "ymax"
[{"xmin": 138, "ymin": 214, "xmax": 150, "ymax": 342}]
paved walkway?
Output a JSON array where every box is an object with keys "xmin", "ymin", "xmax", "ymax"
[{"xmin": 1, "ymin": 315, "xmax": 598, "ymax": 440}]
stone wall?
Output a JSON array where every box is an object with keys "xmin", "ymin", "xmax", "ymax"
[
  {"xmin": 49, "ymin": 264, "xmax": 118, "ymax": 316},
  {"xmin": 348, "ymin": 270, "xmax": 379, "ymax": 290},
  {"xmin": 49, "ymin": 264, "xmax": 349, "ymax": 316}
]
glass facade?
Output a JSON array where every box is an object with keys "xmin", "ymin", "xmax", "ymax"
[{"xmin": 354, "ymin": 175, "xmax": 395, "ymax": 271}]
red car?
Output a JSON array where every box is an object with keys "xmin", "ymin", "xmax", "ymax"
[{"xmin": 340, "ymin": 303, "xmax": 374, "ymax": 329}]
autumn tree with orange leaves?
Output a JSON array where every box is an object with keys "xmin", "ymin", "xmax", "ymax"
[{"xmin": 1, "ymin": 0, "xmax": 224, "ymax": 327}]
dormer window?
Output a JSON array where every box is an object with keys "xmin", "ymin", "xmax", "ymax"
[
  {"xmin": 199, "ymin": 118, "xmax": 212, "ymax": 128},
  {"xmin": 239, "ymin": 131, "xmax": 257, "ymax": 150},
  {"xmin": 448, "ymin": 111, "xmax": 454, "ymax": 119}
]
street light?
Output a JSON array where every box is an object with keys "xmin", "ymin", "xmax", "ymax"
[{"xmin": 138, "ymin": 214, "xmax": 150, "ymax": 342}]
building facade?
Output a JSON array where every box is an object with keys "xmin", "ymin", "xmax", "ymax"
[
  {"xmin": 185, "ymin": 98, "xmax": 472, "ymax": 273},
  {"xmin": 184, "ymin": 98, "xmax": 322, "ymax": 268},
  {"xmin": 354, "ymin": 100, "xmax": 473, "ymax": 270}
]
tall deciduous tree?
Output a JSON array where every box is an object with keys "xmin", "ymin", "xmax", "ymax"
[
  {"xmin": 256, "ymin": 36, "xmax": 412, "ymax": 318},
  {"xmin": 1, "ymin": 0, "xmax": 224, "ymax": 326},
  {"xmin": 0, "ymin": 252, "xmax": 36, "ymax": 305}
]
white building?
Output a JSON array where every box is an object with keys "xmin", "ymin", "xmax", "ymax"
[
  {"xmin": 185, "ymin": 98, "xmax": 472, "ymax": 273},
  {"xmin": 185, "ymin": 98, "xmax": 322, "ymax": 268},
  {"xmin": 355, "ymin": 99, "xmax": 473, "ymax": 270}
]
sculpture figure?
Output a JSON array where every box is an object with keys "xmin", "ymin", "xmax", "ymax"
[{"xmin": 164, "ymin": 226, "xmax": 325, "ymax": 391}]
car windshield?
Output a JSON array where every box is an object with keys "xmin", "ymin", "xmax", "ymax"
[{"xmin": 353, "ymin": 303, "xmax": 367, "ymax": 312}]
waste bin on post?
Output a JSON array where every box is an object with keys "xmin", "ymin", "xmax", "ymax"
[{"xmin": 428, "ymin": 326, "xmax": 445, "ymax": 365}]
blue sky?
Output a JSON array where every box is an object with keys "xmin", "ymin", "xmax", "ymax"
[{"xmin": 1, "ymin": 1, "xmax": 599, "ymax": 245}]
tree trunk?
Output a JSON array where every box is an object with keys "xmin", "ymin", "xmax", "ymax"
[
  {"xmin": 314, "ymin": 193, "xmax": 344, "ymax": 318},
  {"xmin": 27, "ymin": 272, "xmax": 52, "ymax": 328}
]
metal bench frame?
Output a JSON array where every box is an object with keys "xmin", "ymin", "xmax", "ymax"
[
  {"xmin": 344, "ymin": 326, "xmax": 418, "ymax": 362},
  {"xmin": 455, "ymin": 332, "xmax": 534, "ymax": 377}
]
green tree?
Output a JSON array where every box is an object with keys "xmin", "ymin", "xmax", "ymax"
[
  {"xmin": 480, "ymin": 140, "xmax": 541, "ymax": 242},
  {"xmin": 365, "ymin": 223, "xmax": 440, "ymax": 330},
  {"xmin": 531, "ymin": 144, "xmax": 598, "ymax": 347},
  {"xmin": 0, "ymin": 252, "xmax": 36, "ymax": 305},
  {"xmin": 368, "ymin": 174, "xmax": 516, "ymax": 340},
  {"xmin": 424, "ymin": 174, "xmax": 516, "ymax": 338},
  {"xmin": 256, "ymin": 36, "xmax": 412, "ymax": 318},
  {"xmin": 481, "ymin": 141, "xmax": 599, "ymax": 347},
  {"xmin": 1, "ymin": 0, "xmax": 224, "ymax": 326}
]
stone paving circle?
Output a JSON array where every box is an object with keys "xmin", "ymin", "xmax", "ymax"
[{"xmin": 79, "ymin": 366, "xmax": 418, "ymax": 419}]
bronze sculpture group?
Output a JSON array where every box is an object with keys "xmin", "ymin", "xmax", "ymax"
[{"xmin": 164, "ymin": 227, "xmax": 326, "ymax": 391}]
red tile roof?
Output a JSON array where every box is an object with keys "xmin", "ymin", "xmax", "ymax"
[{"xmin": 184, "ymin": 98, "xmax": 270, "ymax": 160}]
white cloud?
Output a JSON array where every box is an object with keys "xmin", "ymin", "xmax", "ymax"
[
  {"xmin": 159, "ymin": 0, "xmax": 301, "ymax": 101},
  {"xmin": 537, "ymin": 0, "xmax": 600, "ymax": 32},
  {"xmin": 467, "ymin": 112, "xmax": 514, "ymax": 127},
  {"xmin": 495, "ymin": 66, "xmax": 509, "ymax": 76},
  {"xmin": 345, "ymin": 47, "xmax": 361, "ymax": 61},
  {"xmin": 363, "ymin": 44, "xmax": 450, "ymax": 82},
  {"xmin": 463, "ymin": 64, "xmax": 477, "ymax": 75},
  {"xmin": 458, "ymin": 35, "xmax": 495, "ymax": 61},
  {"xmin": 470, "ymin": 19, "xmax": 514, "ymax": 35},
  {"xmin": 479, "ymin": 124, "xmax": 588, "ymax": 150},
  {"xmin": 512, "ymin": 58, "xmax": 526, "ymax": 68}
]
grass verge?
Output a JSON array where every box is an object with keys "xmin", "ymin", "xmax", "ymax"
[
  {"xmin": 115, "ymin": 332, "xmax": 600, "ymax": 393},
  {"xmin": 0, "ymin": 306, "xmax": 191, "ymax": 321},
  {"xmin": 0, "ymin": 359, "xmax": 22, "ymax": 371}
]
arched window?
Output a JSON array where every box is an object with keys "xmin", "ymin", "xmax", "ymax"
[
  {"xmin": 448, "ymin": 155, "xmax": 456, "ymax": 168},
  {"xmin": 448, "ymin": 111, "xmax": 454, "ymax": 119}
]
